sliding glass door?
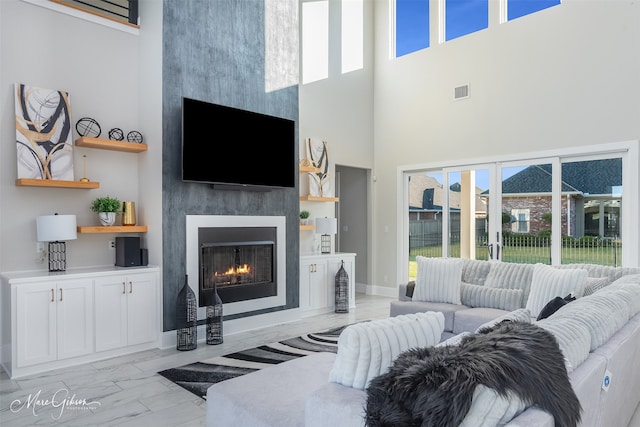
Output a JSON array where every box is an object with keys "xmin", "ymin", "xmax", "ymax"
[{"xmin": 403, "ymin": 142, "xmax": 635, "ymax": 281}]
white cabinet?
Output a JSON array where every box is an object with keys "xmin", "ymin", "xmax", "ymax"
[
  {"xmin": 95, "ymin": 272, "xmax": 158, "ymax": 352},
  {"xmin": 299, "ymin": 253, "xmax": 356, "ymax": 314},
  {"xmin": 1, "ymin": 266, "xmax": 160, "ymax": 379},
  {"xmin": 300, "ymin": 258, "xmax": 329, "ymax": 310},
  {"xmin": 15, "ymin": 279, "xmax": 93, "ymax": 368}
]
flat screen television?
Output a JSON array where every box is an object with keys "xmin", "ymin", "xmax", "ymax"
[{"xmin": 182, "ymin": 97, "xmax": 296, "ymax": 189}]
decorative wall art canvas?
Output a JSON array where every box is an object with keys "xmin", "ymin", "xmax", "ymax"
[
  {"xmin": 306, "ymin": 138, "xmax": 332, "ymax": 197},
  {"xmin": 15, "ymin": 83, "xmax": 74, "ymax": 180}
]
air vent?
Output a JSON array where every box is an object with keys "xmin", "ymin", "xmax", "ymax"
[{"xmin": 454, "ymin": 84, "xmax": 470, "ymax": 100}]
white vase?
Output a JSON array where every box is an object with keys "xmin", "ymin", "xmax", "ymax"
[{"xmin": 99, "ymin": 212, "xmax": 116, "ymax": 226}]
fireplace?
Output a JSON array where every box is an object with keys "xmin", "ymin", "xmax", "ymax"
[
  {"xmin": 186, "ymin": 215, "xmax": 286, "ymax": 318},
  {"xmin": 200, "ymin": 239, "xmax": 276, "ymax": 306}
]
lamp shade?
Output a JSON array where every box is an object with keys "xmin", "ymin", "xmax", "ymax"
[
  {"xmin": 315, "ymin": 217, "xmax": 337, "ymax": 235},
  {"xmin": 36, "ymin": 214, "xmax": 77, "ymax": 242}
]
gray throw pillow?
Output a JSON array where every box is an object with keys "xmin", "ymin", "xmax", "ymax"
[{"xmin": 461, "ymin": 282, "xmax": 523, "ymax": 312}]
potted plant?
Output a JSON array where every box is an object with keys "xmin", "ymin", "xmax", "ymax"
[
  {"xmin": 299, "ymin": 210, "xmax": 311, "ymax": 225},
  {"xmin": 90, "ymin": 195, "xmax": 122, "ymax": 226}
]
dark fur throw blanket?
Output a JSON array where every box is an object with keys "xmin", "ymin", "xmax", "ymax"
[{"xmin": 365, "ymin": 320, "xmax": 582, "ymax": 427}]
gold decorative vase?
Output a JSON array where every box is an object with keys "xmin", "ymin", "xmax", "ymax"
[{"xmin": 122, "ymin": 201, "xmax": 136, "ymax": 226}]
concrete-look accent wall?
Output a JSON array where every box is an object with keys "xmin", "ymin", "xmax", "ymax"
[{"xmin": 162, "ymin": 0, "xmax": 300, "ymax": 331}]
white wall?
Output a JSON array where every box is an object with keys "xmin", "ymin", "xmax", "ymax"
[
  {"xmin": 298, "ymin": 0, "xmax": 375, "ymax": 257},
  {"xmin": 0, "ymin": 0, "xmax": 162, "ymax": 272},
  {"xmin": 371, "ymin": 1, "xmax": 640, "ymax": 291}
]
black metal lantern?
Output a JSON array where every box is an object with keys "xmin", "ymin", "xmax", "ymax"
[
  {"xmin": 176, "ymin": 275, "xmax": 197, "ymax": 351},
  {"xmin": 206, "ymin": 283, "xmax": 224, "ymax": 345},
  {"xmin": 335, "ymin": 260, "xmax": 349, "ymax": 313}
]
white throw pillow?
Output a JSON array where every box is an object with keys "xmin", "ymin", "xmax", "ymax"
[
  {"xmin": 413, "ymin": 256, "xmax": 465, "ymax": 304},
  {"xmin": 459, "ymin": 385, "xmax": 527, "ymax": 427},
  {"xmin": 525, "ymin": 264, "xmax": 588, "ymax": 318},
  {"xmin": 329, "ymin": 312, "xmax": 445, "ymax": 390}
]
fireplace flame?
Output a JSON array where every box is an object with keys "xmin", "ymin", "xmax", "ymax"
[{"xmin": 216, "ymin": 264, "xmax": 251, "ymax": 276}]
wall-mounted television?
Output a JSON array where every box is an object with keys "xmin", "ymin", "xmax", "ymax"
[{"xmin": 182, "ymin": 97, "xmax": 296, "ymax": 189}]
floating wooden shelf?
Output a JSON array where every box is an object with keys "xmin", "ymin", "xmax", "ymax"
[
  {"xmin": 75, "ymin": 136, "xmax": 148, "ymax": 153},
  {"xmin": 15, "ymin": 178, "xmax": 100, "ymax": 189},
  {"xmin": 300, "ymin": 224, "xmax": 314, "ymax": 231},
  {"xmin": 77, "ymin": 225, "xmax": 148, "ymax": 233},
  {"xmin": 300, "ymin": 165, "xmax": 320, "ymax": 173},
  {"xmin": 299, "ymin": 195, "xmax": 340, "ymax": 202}
]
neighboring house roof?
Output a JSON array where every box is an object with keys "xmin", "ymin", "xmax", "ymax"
[
  {"xmin": 490, "ymin": 159, "xmax": 622, "ymax": 196},
  {"xmin": 409, "ymin": 175, "xmax": 486, "ymax": 211}
]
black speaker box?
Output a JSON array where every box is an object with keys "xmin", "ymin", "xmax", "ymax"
[
  {"xmin": 115, "ymin": 237, "xmax": 141, "ymax": 267},
  {"xmin": 140, "ymin": 248, "xmax": 149, "ymax": 266}
]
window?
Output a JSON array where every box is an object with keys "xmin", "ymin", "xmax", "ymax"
[
  {"xmin": 511, "ymin": 209, "xmax": 530, "ymax": 233},
  {"xmin": 302, "ymin": 1, "xmax": 329, "ymax": 84},
  {"xmin": 401, "ymin": 141, "xmax": 638, "ymax": 281},
  {"xmin": 342, "ymin": 0, "xmax": 364, "ymax": 73},
  {"xmin": 507, "ymin": 0, "xmax": 560, "ymax": 21},
  {"xmin": 393, "ymin": 0, "xmax": 562, "ymax": 57},
  {"xmin": 395, "ymin": 0, "xmax": 429, "ymax": 57},
  {"xmin": 445, "ymin": 0, "xmax": 488, "ymax": 41}
]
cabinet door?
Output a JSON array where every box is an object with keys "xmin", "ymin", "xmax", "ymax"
[
  {"xmin": 308, "ymin": 262, "xmax": 329, "ymax": 309},
  {"xmin": 56, "ymin": 279, "xmax": 94, "ymax": 360},
  {"xmin": 95, "ymin": 276, "xmax": 128, "ymax": 352},
  {"xmin": 299, "ymin": 260, "xmax": 314, "ymax": 309},
  {"xmin": 16, "ymin": 283, "xmax": 57, "ymax": 367},
  {"xmin": 126, "ymin": 273, "xmax": 158, "ymax": 346}
]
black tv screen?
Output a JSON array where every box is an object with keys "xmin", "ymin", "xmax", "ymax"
[{"xmin": 182, "ymin": 97, "xmax": 296, "ymax": 189}]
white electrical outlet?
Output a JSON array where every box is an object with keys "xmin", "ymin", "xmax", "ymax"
[
  {"xmin": 108, "ymin": 240, "xmax": 116, "ymax": 250},
  {"xmin": 36, "ymin": 242, "xmax": 45, "ymax": 253}
]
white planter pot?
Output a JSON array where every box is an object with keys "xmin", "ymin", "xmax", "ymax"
[{"xmin": 98, "ymin": 212, "xmax": 116, "ymax": 226}]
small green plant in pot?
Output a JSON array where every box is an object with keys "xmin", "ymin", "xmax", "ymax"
[
  {"xmin": 300, "ymin": 210, "xmax": 311, "ymax": 225},
  {"xmin": 91, "ymin": 196, "xmax": 121, "ymax": 226}
]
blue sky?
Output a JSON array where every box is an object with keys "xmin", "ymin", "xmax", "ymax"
[{"xmin": 396, "ymin": 0, "xmax": 561, "ymax": 57}]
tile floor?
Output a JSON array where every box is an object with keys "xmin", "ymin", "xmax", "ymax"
[
  {"xmin": 1, "ymin": 293, "xmax": 639, "ymax": 426},
  {"xmin": 0, "ymin": 294, "xmax": 393, "ymax": 426}
]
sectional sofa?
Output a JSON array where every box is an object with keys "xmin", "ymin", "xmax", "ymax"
[{"xmin": 205, "ymin": 258, "xmax": 640, "ymax": 427}]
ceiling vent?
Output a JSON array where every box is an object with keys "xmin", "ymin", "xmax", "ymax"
[{"xmin": 454, "ymin": 84, "xmax": 469, "ymax": 100}]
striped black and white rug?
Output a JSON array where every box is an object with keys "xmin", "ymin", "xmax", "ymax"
[{"xmin": 158, "ymin": 324, "xmax": 349, "ymax": 399}]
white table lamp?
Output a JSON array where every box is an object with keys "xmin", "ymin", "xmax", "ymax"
[
  {"xmin": 315, "ymin": 217, "xmax": 337, "ymax": 254},
  {"xmin": 36, "ymin": 214, "xmax": 77, "ymax": 272}
]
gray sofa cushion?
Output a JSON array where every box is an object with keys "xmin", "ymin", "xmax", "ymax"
[
  {"xmin": 536, "ymin": 316, "xmax": 591, "ymax": 373},
  {"xmin": 475, "ymin": 308, "xmax": 533, "ymax": 333},
  {"xmin": 552, "ymin": 292, "xmax": 631, "ymax": 351},
  {"xmin": 305, "ymin": 381, "xmax": 366, "ymax": 427},
  {"xmin": 453, "ymin": 307, "xmax": 510, "ymax": 335},
  {"xmin": 583, "ymin": 277, "xmax": 610, "ymax": 296},
  {"xmin": 461, "ymin": 282, "xmax": 523, "ymax": 311},
  {"xmin": 459, "ymin": 385, "xmax": 527, "ymax": 427},
  {"xmin": 461, "ymin": 258, "xmax": 492, "ymax": 286},
  {"xmin": 390, "ymin": 300, "xmax": 469, "ymax": 332},
  {"xmin": 484, "ymin": 261, "xmax": 534, "ymax": 306},
  {"xmin": 556, "ymin": 264, "xmax": 640, "ymax": 283}
]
